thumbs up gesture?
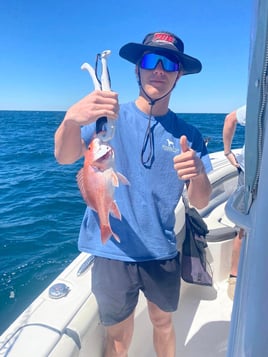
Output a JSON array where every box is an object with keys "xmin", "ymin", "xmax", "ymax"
[{"xmin": 173, "ymin": 135, "xmax": 205, "ymax": 180}]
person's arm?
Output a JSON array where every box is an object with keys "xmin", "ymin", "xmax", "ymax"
[
  {"xmin": 54, "ymin": 118, "xmax": 85, "ymax": 164},
  {"xmin": 54, "ymin": 90, "xmax": 119, "ymax": 164},
  {"xmin": 222, "ymin": 110, "xmax": 240, "ymax": 168},
  {"xmin": 173, "ymin": 136, "xmax": 212, "ymax": 209},
  {"xmin": 186, "ymin": 171, "xmax": 211, "ymax": 209}
]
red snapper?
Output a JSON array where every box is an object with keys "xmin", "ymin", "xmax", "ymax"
[{"xmin": 77, "ymin": 137, "xmax": 129, "ymax": 244}]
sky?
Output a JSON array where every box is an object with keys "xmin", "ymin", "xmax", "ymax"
[{"xmin": 0, "ymin": 0, "xmax": 253, "ymax": 113}]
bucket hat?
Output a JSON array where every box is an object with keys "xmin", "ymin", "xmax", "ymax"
[{"xmin": 119, "ymin": 31, "xmax": 202, "ymax": 75}]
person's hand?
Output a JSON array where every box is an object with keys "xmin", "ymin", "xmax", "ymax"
[
  {"xmin": 225, "ymin": 152, "xmax": 240, "ymax": 169},
  {"xmin": 173, "ymin": 135, "xmax": 205, "ymax": 180},
  {"xmin": 63, "ymin": 90, "xmax": 119, "ymax": 127}
]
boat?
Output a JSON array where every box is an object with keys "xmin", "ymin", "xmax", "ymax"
[
  {"xmin": 1, "ymin": 0, "xmax": 268, "ymax": 354},
  {"xmin": 0, "ymin": 149, "xmax": 240, "ymax": 356}
]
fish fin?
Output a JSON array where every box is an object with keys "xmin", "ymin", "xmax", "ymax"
[
  {"xmin": 117, "ymin": 172, "xmax": 130, "ymax": 186},
  {"xmin": 100, "ymin": 225, "xmax": 112, "ymax": 244},
  {"xmin": 113, "ymin": 233, "xmax": 121, "ymax": 243},
  {"xmin": 76, "ymin": 169, "xmax": 87, "ymax": 200},
  {"xmin": 110, "ymin": 201, "xmax": 121, "ymax": 220},
  {"xmin": 111, "ymin": 172, "xmax": 120, "ymax": 187},
  {"xmin": 76, "ymin": 168, "xmax": 96, "ymax": 209},
  {"xmin": 101, "ymin": 225, "xmax": 120, "ymax": 244}
]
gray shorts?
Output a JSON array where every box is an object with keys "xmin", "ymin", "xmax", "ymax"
[{"xmin": 92, "ymin": 255, "xmax": 181, "ymax": 326}]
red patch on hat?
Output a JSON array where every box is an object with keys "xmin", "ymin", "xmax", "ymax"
[{"xmin": 152, "ymin": 33, "xmax": 175, "ymax": 44}]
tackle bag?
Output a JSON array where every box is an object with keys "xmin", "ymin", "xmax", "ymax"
[{"xmin": 181, "ymin": 198, "xmax": 213, "ymax": 286}]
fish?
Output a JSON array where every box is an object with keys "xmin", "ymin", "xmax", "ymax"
[{"xmin": 76, "ymin": 136, "xmax": 129, "ymax": 244}]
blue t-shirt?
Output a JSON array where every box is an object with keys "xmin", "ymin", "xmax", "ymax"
[{"xmin": 78, "ymin": 102, "xmax": 212, "ymax": 262}]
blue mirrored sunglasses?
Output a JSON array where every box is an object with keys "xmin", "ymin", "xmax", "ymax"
[{"xmin": 140, "ymin": 53, "xmax": 180, "ymax": 72}]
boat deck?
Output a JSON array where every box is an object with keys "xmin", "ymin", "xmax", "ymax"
[{"xmin": 129, "ymin": 280, "xmax": 233, "ymax": 356}]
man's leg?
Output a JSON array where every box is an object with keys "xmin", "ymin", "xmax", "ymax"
[
  {"xmin": 147, "ymin": 300, "xmax": 176, "ymax": 357},
  {"xmin": 228, "ymin": 228, "xmax": 244, "ymax": 299},
  {"xmin": 230, "ymin": 228, "xmax": 244, "ymax": 276},
  {"xmin": 104, "ymin": 311, "xmax": 135, "ymax": 357},
  {"xmin": 92, "ymin": 258, "xmax": 139, "ymax": 356}
]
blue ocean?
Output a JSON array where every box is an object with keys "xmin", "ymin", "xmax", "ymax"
[{"xmin": 0, "ymin": 111, "xmax": 244, "ymax": 335}]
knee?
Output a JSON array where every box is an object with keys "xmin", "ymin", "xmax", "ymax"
[{"xmin": 150, "ymin": 312, "xmax": 173, "ymax": 331}]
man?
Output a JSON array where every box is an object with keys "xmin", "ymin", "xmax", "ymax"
[
  {"xmin": 223, "ymin": 104, "xmax": 246, "ymax": 300},
  {"xmin": 55, "ymin": 31, "xmax": 212, "ymax": 357}
]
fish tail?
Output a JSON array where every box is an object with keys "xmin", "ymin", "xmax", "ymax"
[{"xmin": 101, "ymin": 225, "xmax": 120, "ymax": 244}]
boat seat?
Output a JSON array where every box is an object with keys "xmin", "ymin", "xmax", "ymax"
[
  {"xmin": 206, "ymin": 226, "xmax": 237, "ymax": 242},
  {"xmin": 203, "ymin": 201, "xmax": 238, "ymax": 242}
]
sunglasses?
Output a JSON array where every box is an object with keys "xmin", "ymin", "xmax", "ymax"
[{"xmin": 139, "ymin": 53, "xmax": 180, "ymax": 72}]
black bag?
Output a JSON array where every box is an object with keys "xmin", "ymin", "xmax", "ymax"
[{"xmin": 181, "ymin": 199, "xmax": 213, "ymax": 286}]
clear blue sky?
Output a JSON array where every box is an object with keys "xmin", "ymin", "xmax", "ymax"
[{"xmin": 0, "ymin": 0, "xmax": 253, "ymax": 113}]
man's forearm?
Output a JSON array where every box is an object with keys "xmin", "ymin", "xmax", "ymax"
[{"xmin": 54, "ymin": 119, "xmax": 84, "ymax": 164}]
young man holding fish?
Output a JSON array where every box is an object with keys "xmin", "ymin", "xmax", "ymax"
[{"xmin": 55, "ymin": 31, "xmax": 212, "ymax": 357}]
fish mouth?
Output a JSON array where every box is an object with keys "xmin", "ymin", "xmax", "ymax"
[
  {"xmin": 101, "ymin": 149, "xmax": 113, "ymax": 160},
  {"xmin": 95, "ymin": 147, "xmax": 113, "ymax": 162}
]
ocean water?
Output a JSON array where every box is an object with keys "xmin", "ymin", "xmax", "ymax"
[{"xmin": 0, "ymin": 111, "xmax": 244, "ymax": 335}]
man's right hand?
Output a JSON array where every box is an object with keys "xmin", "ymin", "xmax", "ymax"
[{"xmin": 63, "ymin": 90, "xmax": 119, "ymax": 127}]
